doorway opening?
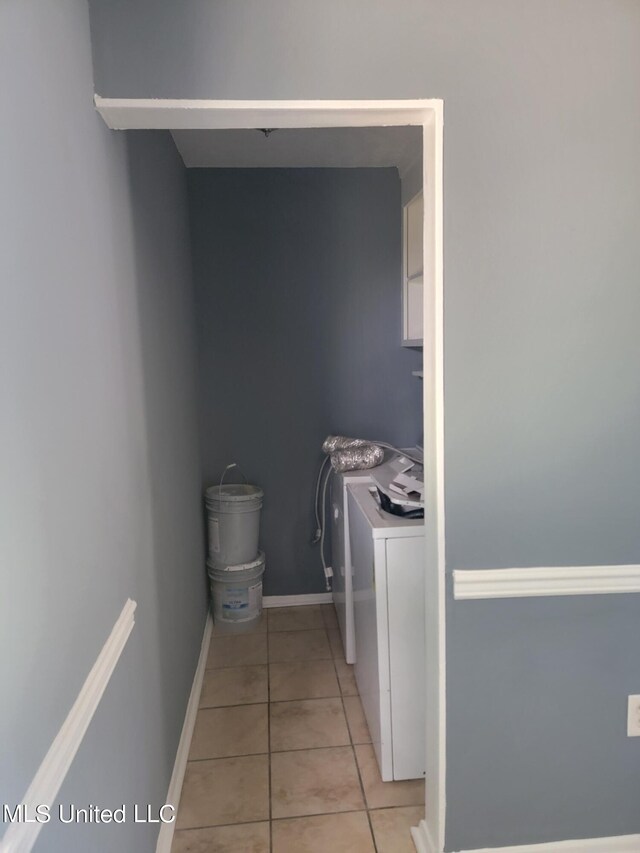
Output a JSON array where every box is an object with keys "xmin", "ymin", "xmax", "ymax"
[{"xmin": 96, "ymin": 97, "xmax": 445, "ymax": 853}]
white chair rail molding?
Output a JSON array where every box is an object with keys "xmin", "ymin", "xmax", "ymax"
[
  {"xmin": 452, "ymin": 564, "xmax": 640, "ymax": 601},
  {"xmin": 0, "ymin": 599, "xmax": 137, "ymax": 853}
]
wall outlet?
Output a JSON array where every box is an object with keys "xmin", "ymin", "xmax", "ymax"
[{"xmin": 627, "ymin": 695, "xmax": 640, "ymax": 737}]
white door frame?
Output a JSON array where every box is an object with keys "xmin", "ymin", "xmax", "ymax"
[{"xmin": 96, "ymin": 97, "xmax": 446, "ymax": 853}]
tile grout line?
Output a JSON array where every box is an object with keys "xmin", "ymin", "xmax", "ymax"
[
  {"xmin": 197, "ymin": 699, "xmax": 269, "ymax": 712},
  {"xmin": 188, "ymin": 737, "xmax": 370, "ymax": 765},
  {"xmin": 187, "ymin": 749, "xmax": 266, "ymax": 763},
  {"xmin": 270, "ymin": 612, "xmax": 341, "ymax": 852},
  {"xmin": 328, "ymin": 629, "xmax": 380, "ymax": 853},
  {"xmin": 176, "ymin": 817, "xmax": 269, "ymax": 833},
  {"xmin": 181, "ymin": 804, "xmax": 413, "ymax": 835}
]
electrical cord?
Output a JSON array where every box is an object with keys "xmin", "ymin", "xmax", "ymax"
[
  {"xmin": 320, "ymin": 463, "xmax": 332, "ymax": 591},
  {"xmin": 312, "ymin": 436, "xmax": 423, "ymax": 590},
  {"xmin": 311, "ymin": 455, "xmax": 330, "ymax": 543}
]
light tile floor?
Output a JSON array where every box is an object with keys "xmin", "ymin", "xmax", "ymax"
[{"xmin": 172, "ymin": 604, "xmax": 424, "ymax": 852}]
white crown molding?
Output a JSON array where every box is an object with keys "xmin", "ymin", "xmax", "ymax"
[
  {"xmin": 156, "ymin": 613, "xmax": 212, "ymax": 853},
  {"xmin": 262, "ymin": 593, "xmax": 333, "ymax": 608},
  {"xmin": 453, "ymin": 565, "xmax": 640, "ymax": 601},
  {"xmin": 0, "ymin": 599, "xmax": 137, "ymax": 853},
  {"xmin": 452, "ymin": 833, "xmax": 640, "ymax": 852}
]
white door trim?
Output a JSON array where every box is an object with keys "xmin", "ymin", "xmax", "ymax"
[
  {"xmin": 412, "ymin": 818, "xmax": 439, "ymax": 853},
  {"xmin": 453, "ymin": 565, "xmax": 640, "ymax": 601},
  {"xmin": 94, "ymin": 97, "xmax": 437, "ymax": 130},
  {"xmin": 94, "ymin": 98, "xmax": 446, "ymax": 851}
]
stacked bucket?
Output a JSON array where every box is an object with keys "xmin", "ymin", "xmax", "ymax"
[{"xmin": 205, "ymin": 464, "xmax": 265, "ymax": 630}]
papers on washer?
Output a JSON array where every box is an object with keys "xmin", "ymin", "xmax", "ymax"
[
  {"xmin": 389, "ymin": 472, "xmax": 424, "ymax": 500},
  {"xmin": 370, "ymin": 454, "xmax": 424, "ymax": 508}
]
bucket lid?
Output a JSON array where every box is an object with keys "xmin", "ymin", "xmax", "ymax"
[
  {"xmin": 205, "ymin": 483, "xmax": 263, "ymax": 503},
  {"xmin": 207, "ymin": 551, "xmax": 265, "ymax": 573}
]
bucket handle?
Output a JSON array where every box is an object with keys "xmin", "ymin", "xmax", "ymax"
[{"xmin": 220, "ymin": 462, "xmax": 248, "ymax": 489}]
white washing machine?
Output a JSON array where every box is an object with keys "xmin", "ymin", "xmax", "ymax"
[
  {"xmin": 347, "ymin": 482, "xmax": 425, "ymax": 781},
  {"xmin": 330, "ymin": 448, "xmax": 422, "ymax": 666}
]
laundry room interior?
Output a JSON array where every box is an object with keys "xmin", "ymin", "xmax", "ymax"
[
  {"xmin": 184, "ymin": 124, "xmax": 425, "ymax": 598},
  {"xmin": 170, "ymin": 122, "xmax": 434, "ymax": 849}
]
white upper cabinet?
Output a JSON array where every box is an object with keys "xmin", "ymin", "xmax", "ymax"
[{"xmin": 402, "ymin": 190, "xmax": 424, "ymax": 346}]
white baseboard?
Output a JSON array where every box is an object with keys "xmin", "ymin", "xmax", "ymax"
[
  {"xmin": 0, "ymin": 599, "xmax": 137, "ymax": 853},
  {"xmin": 452, "ymin": 833, "xmax": 640, "ymax": 853},
  {"xmin": 262, "ymin": 593, "xmax": 333, "ymax": 608},
  {"xmin": 156, "ymin": 612, "xmax": 212, "ymax": 853},
  {"xmin": 453, "ymin": 564, "xmax": 640, "ymax": 601},
  {"xmin": 412, "ymin": 819, "xmax": 640, "ymax": 853},
  {"xmin": 412, "ymin": 819, "xmax": 437, "ymax": 853}
]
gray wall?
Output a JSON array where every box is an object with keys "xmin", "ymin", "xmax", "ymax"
[
  {"xmin": 189, "ymin": 168, "xmax": 422, "ymax": 596},
  {"xmin": 86, "ymin": 1, "xmax": 640, "ymax": 848},
  {"xmin": 0, "ymin": 3, "xmax": 205, "ymax": 851},
  {"xmin": 447, "ymin": 593, "xmax": 640, "ymax": 849}
]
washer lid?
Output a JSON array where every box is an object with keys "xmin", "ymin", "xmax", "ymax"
[{"xmin": 347, "ymin": 484, "xmax": 424, "ymax": 539}]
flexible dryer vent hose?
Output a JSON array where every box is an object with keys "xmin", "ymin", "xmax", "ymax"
[
  {"xmin": 321, "ymin": 435, "xmax": 370, "ymax": 454},
  {"xmin": 329, "ymin": 444, "xmax": 384, "ymax": 472}
]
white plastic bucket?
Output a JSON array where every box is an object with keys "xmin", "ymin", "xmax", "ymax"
[
  {"xmin": 208, "ymin": 552, "xmax": 265, "ymax": 627},
  {"xmin": 205, "ymin": 464, "xmax": 263, "ymax": 565}
]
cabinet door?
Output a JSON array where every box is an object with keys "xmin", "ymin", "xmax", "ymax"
[
  {"xmin": 403, "ymin": 191, "xmax": 424, "ymax": 345},
  {"xmin": 406, "ymin": 192, "xmax": 424, "ymax": 278},
  {"xmin": 406, "ymin": 275, "xmax": 423, "ymax": 343},
  {"xmin": 386, "ymin": 535, "xmax": 426, "ymax": 780}
]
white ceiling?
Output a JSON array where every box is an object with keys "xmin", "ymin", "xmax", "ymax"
[{"xmin": 171, "ymin": 125, "xmax": 422, "ymax": 177}]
